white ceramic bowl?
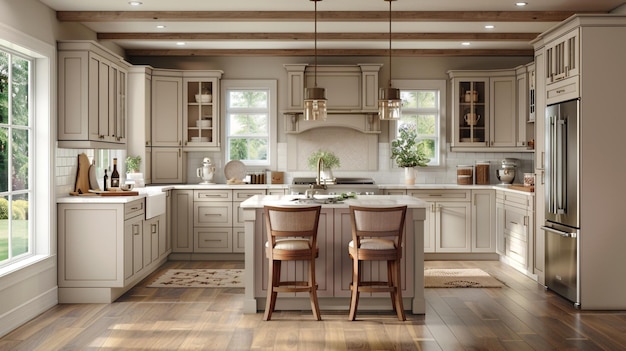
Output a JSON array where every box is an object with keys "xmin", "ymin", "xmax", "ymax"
[{"xmin": 195, "ymin": 94, "xmax": 212, "ymax": 103}]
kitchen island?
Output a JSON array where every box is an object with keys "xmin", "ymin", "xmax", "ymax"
[{"xmin": 239, "ymin": 194, "xmax": 428, "ymax": 315}]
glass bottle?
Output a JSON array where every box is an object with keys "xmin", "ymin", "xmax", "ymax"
[
  {"xmin": 103, "ymin": 169, "xmax": 108, "ymax": 191},
  {"xmin": 111, "ymin": 158, "xmax": 120, "ymax": 188}
]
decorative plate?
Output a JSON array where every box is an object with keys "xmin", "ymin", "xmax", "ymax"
[{"xmin": 224, "ymin": 160, "xmax": 246, "ymax": 181}]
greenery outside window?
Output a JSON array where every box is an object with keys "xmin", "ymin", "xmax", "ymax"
[
  {"xmin": 223, "ymin": 80, "xmax": 277, "ymax": 168},
  {"xmin": 0, "ymin": 48, "xmax": 32, "ymax": 266},
  {"xmin": 393, "ymin": 80, "xmax": 446, "ymax": 167}
]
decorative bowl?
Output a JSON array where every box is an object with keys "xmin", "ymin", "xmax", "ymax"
[{"xmin": 195, "ymin": 94, "xmax": 212, "ymax": 103}]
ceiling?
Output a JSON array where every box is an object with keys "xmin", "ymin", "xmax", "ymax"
[{"xmin": 39, "ymin": 0, "xmax": 626, "ymax": 57}]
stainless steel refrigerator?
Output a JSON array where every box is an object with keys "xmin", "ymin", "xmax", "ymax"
[{"xmin": 542, "ymin": 98, "xmax": 580, "ymax": 306}]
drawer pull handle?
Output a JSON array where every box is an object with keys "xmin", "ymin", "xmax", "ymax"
[{"xmin": 204, "ymin": 213, "xmax": 222, "ymax": 216}]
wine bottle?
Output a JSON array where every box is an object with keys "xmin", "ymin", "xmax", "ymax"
[
  {"xmin": 103, "ymin": 169, "xmax": 108, "ymax": 191},
  {"xmin": 111, "ymin": 158, "xmax": 120, "ymax": 188}
]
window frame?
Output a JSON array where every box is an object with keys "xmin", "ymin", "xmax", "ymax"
[
  {"xmin": 0, "ymin": 24, "xmax": 54, "ymax": 273},
  {"xmin": 391, "ymin": 79, "xmax": 447, "ymax": 169},
  {"xmin": 221, "ymin": 79, "xmax": 277, "ymax": 169}
]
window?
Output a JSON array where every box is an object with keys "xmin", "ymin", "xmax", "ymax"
[
  {"xmin": 223, "ymin": 80, "xmax": 277, "ymax": 168},
  {"xmin": 0, "ymin": 48, "xmax": 32, "ymax": 265},
  {"xmin": 393, "ymin": 80, "xmax": 446, "ymax": 167}
]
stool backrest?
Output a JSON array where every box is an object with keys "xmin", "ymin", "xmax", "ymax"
[
  {"xmin": 264, "ymin": 205, "xmax": 322, "ymax": 247},
  {"xmin": 349, "ymin": 205, "xmax": 407, "ymax": 249}
]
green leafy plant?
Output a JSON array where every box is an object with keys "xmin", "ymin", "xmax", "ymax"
[
  {"xmin": 390, "ymin": 125, "xmax": 430, "ymax": 168},
  {"xmin": 125, "ymin": 155, "xmax": 142, "ymax": 173},
  {"xmin": 307, "ymin": 150, "xmax": 340, "ymax": 170}
]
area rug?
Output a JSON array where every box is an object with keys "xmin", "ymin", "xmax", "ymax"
[
  {"xmin": 424, "ymin": 268, "xmax": 504, "ymax": 288},
  {"xmin": 147, "ymin": 269, "xmax": 244, "ymax": 288}
]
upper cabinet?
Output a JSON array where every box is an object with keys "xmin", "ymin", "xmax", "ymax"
[
  {"xmin": 449, "ymin": 69, "xmax": 529, "ymax": 152},
  {"xmin": 58, "ymin": 41, "xmax": 130, "ymax": 149},
  {"xmin": 544, "ymin": 28, "xmax": 580, "ymax": 104},
  {"xmin": 183, "ymin": 72, "xmax": 222, "ymax": 150},
  {"xmin": 151, "ymin": 70, "xmax": 183, "ymax": 147}
]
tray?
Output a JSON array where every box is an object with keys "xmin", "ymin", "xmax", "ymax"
[{"xmin": 507, "ymin": 184, "xmax": 534, "ymax": 192}]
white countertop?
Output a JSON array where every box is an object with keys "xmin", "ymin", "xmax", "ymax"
[{"xmin": 239, "ymin": 194, "xmax": 429, "ymax": 209}]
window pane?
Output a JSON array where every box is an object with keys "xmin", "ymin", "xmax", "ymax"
[
  {"xmin": 229, "ymin": 114, "xmax": 267, "ymax": 136},
  {"xmin": 12, "ymin": 128, "xmax": 28, "ymax": 190},
  {"xmin": 11, "ymin": 56, "xmax": 29, "ymax": 126},
  {"xmin": 0, "ymin": 127, "xmax": 7, "ymax": 192},
  {"xmin": 417, "ymin": 91, "xmax": 436, "ymax": 109},
  {"xmin": 0, "ymin": 51, "xmax": 7, "ymax": 124},
  {"xmin": 0, "ymin": 195, "xmax": 7, "ymax": 261},
  {"xmin": 229, "ymin": 91, "xmax": 268, "ymax": 108},
  {"xmin": 416, "ymin": 115, "xmax": 436, "ymax": 135},
  {"xmin": 401, "ymin": 91, "xmax": 417, "ymax": 109},
  {"xmin": 229, "ymin": 138, "xmax": 268, "ymax": 162},
  {"xmin": 11, "ymin": 193, "xmax": 29, "ymax": 257}
]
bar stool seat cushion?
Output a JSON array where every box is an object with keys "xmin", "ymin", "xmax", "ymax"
[
  {"xmin": 348, "ymin": 238, "xmax": 395, "ymax": 250},
  {"xmin": 266, "ymin": 238, "xmax": 311, "ymax": 250}
]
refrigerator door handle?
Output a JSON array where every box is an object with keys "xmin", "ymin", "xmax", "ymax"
[{"xmin": 542, "ymin": 225, "xmax": 577, "ymax": 238}]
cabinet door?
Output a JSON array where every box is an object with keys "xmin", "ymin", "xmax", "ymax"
[
  {"xmin": 151, "ymin": 147, "xmax": 184, "ymax": 183},
  {"xmin": 152, "ymin": 75, "xmax": 183, "ymax": 146},
  {"xmin": 124, "ymin": 215, "xmax": 144, "ymax": 276},
  {"xmin": 496, "ymin": 193, "xmax": 506, "ymax": 255},
  {"xmin": 472, "ymin": 190, "xmax": 496, "ymax": 253},
  {"xmin": 183, "ymin": 78, "xmax": 220, "ymax": 149},
  {"xmin": 545, "ymin": 28, "xmax": 579, "ymax": 85},
  {"xmin": 435, "ymin": 201, "xmax": 471, "ymax": 252},
  {"xmin": 89, "ymin": 53, "xmax": 111, "ymax": 142},
  {"xmin": 489, "ymin": 75, "xmax": 516, "ymax": 147},
  {"xmin": 115, "ymin": 69, "xmax": 127, "ymax": 144},
  {"xmin": 58, "ymin": 51, "xmax": 89, "ymax": 141},
  {"xmin": 171, "ymin": 190, "xmax": 194, "ymax": 252},
  {"xmin": 423, "ymin": 202, "xmax": 436, "ymax": 253},
  {"xmin": 453, "ymin": 78, "xmax": 489, "ymax": 146}
]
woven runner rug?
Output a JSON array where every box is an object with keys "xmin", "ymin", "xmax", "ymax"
[
  {"xmin": 147, "ymin": 269, "xmax": 244, "ymax": 288},
  {"xmin": 424, "ymin": 268, "xmax": 504, "ymax": 288}
]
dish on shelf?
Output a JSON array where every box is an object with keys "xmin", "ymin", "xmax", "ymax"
[
  {"xmin": 194, "ymin": 94, "xmax": 212, "ymax": 103},
  {"xmin": 190, "ymin": 136, "xmax": 209, "ymax": 142},
  {"xmin": 224, "ymin": 160, "xmax": 246, "ymax": 181},
  {"xmin": 196, "ymin": 119, "xmax": 212, "ymax": 128}
]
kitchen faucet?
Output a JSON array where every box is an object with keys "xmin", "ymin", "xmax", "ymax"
[{"xmin": 305, "ymin": 157, "xmax": 327, "ymax": 198}]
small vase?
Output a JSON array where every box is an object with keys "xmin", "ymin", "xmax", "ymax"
[{"xmin": 404, "ymin": 167, "xmax": 415, "ymax": 185}]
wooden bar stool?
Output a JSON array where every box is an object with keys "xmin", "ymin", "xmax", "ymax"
[
  {"xmin": 348, "ymin": 205, "xmax": 407, "ymax": 321},
  {"xmin": 263, "ymin": 205, "xmax": 322, "ymax": 321}
]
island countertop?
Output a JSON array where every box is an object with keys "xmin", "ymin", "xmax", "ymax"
[{"xmin": 239, "ymin": 194, "xmax": 429, "ymax": 209}]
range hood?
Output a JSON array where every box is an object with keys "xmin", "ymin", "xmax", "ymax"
[{"xmin": 283, "ymin": 63, "xmax": 383, "ymax": 134}]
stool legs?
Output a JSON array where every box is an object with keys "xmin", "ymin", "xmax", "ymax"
[
  {"xmin": 309, "ymin": 259, "xmax": 321, "ymax": 321},
  {"xmin": 348, "ymin": 257, "xmax": 360, "ymax": 321},
  {"xmin": 264, "ymin": 259, "xmax": 321, "ymax": 321}
]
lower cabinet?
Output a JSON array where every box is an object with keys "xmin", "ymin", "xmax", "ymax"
[
  {"xmin": 58, "ymin": 199, "xmax": 169, "ymax": 303},
  {"xmin": 472, "ymin": 190, "xmax": 496, "ymax": 252},
  {"xmin": 496, "ymin": 190, "xmax": 534, "ymax": 274},
  {"xmin": 408, "ymin": 190, "xmax": 472, "ymax": 253},
  {"xmin": 171, "ymin": 188, "xmax": 283, "ymax": 255}
]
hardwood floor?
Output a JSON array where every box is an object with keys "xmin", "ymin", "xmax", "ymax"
[{"xmin": 2, "ymin": 260, "xmax": 626, "ymax": 350}]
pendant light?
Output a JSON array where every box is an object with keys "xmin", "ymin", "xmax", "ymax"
[
  {"xmin": 378, "ymin": 0, "xmax": 402, "ymax": 120},
  {"xmin": 303, "ymin": 0, "xmax": 327, "ymax": 121}
]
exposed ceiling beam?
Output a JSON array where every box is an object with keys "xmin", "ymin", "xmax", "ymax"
[
  {"xmin": 58, "ymin": 10, "xmax": 584, "ymax": 22},
  {"xmin": 125, "ymin": 48, "xmax": 534, "ymax": 57},
  {"xmin": 98, "ymin": 32, "xmax": 540, "ymax": 41}
]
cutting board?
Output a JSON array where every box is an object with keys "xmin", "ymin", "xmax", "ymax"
[
  {"xmin": 89, "ymin": 190, "xmax": 140, "ymax": 196},
  {"xmin": 508, "ymin": 184, "xmax": 534, "ymax": 192},
  {"xmin": 74, "ymin": 153, "xmax": 91, "ymax": 194}
]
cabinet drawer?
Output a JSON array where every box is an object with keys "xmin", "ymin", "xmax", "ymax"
[
  {"xmin": 506, "ymin": 235, "xmax": 527, "ymax": 266},
  {"xmin": 408, "ymin": 190, "xmax": 470, "ymax": 202},
  {"xmin": 233, "ymin": 189, "xmax": 265, "ymax": 201},
  {"xmin": 194, "ymin": 228, "xmax": 233, "ymax": 253},
  {"xmin": 194, "ymin": 202, "xmax": 233, "ymax": 227},
  {"xmin": 504, "ymin": 207, "xmax": 528, "ymax": 240},
  {"xmin": 546, "ymin": 77, "xmax": 579, "ymax": 104},
  {"xmin": 194, "ymin": 189, "xmax": 232, "ymax": 201},
  {"xmin": 503, "ymin": 192, "xmax": 532, "ymax": 209},
  {"xmin": 124, "ymin": 200, "xmax": 145, "ymax": 220}
]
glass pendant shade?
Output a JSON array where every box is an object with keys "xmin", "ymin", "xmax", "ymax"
[
  {"xmin": 304, "ymin": 87, "xmax": 327, "ymax": 121},
  {"xmin": 378, "ymin": 87, "xmax": 402, "ymax": 120}
]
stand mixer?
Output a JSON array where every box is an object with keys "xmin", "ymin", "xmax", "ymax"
[
  {"xmin": 496, "ymin": 158, "xmax": 517, "ymax": 184},
  {"xmin": 197, "ymin": 157, "xmax": 216, "ymax": 184}
]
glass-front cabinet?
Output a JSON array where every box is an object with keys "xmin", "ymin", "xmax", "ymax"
[
  {"xmin": 453, "ymin": 78, "xmax": 488, "ymax": 146},
  {"xmin": 183, "ymin": 72, "xmax": 222, "ymax": 150}
]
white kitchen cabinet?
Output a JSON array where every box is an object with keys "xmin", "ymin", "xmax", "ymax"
[
  {"xmin": 496, "ymin": 190, "xmax": 534, "ymax": 275},
  {"xmin": 193, "ymin": 189, "xmax": 233, "ymax": 253},
  {"xmin": 408, "ymin": 190, "xmax": 471, "ymax": 253},
  {"xmin": 151, "ymin": 72, "xmax": 183, "ymax": 147},
  {"xmin": 127, "ymin": 66, "xmax": 152, "ymax": 178},
  {"xmin": 144, "ymin": 213, "xmax": 166, "ymax": 265},
  {"xmin": 171, "ymin": 190, "xmax": 194, "ymax": 253},
  {"xmin": 449, "ymin": 70, "xmax": 525, "ymax": 152},
  {"xmin": 151, "ymin": 147, "xmax": 184, "ymax": 184},
  {"xmin": 516, "ymin": 64, "xmax": 535, "ymax": 148},
  {"xmin": 57, "ymin": 41, "xmax": 129, "ymax": 149},
  {"xmin": 545, "ymin": 28, "xmax": 579, "ymax": 86},
  {"xmin": 472, "ymin": 190, "xmax": 496, "ymax": 253},
  {"xmin": 233, "ymin": 189, "xmax": 266, "ymax": 253},
  {"xmin": 183, "ymin": 73, "xmax": 222, "ymax": 150},
  {"xmin": 58, "ymin": 199, "xmax": 167, "ymax": 303}
]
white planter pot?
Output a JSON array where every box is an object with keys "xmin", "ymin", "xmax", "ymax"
[{"xmin": 404, "ymin": 167, "xmax": 415, "ymax": 185}]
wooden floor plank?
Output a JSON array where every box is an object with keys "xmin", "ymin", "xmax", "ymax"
[{"xmin": 3, "ymin": 260, "xmax": 626, "ymax": 350}]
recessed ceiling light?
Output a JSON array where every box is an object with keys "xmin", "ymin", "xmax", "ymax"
[
  {"xmin": 485, "ymin": 25, "xmax": 495, "ymax": 29},
  {"xmin": 176, "ymin": 42, "xmax": 186, "ymax": 46},
  {"xmin": 128, "ymin": 1, "xmax": 142, "ymax": 6},
  {"xmin": 156, "ymin": 25, "xmax": 166, "ymax": 29},
  {"xmin": 515, "ymin": 2, "xmax": 528, "ymax": 6},
  {"xmin": 461, "ymin": 42, "xmax": 471, "ymax": 46}
]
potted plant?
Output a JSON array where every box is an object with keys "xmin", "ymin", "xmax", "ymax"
[
  {"xmin": 307, "ymin": 150, "xmax": 340, "ymax": 183},
  {"xmin": 125, "ymin": 155, "xmax": 141, "ymax": 173},
  {"xmin": 390, "ymin": 125, "xmax": 430, "ymax": 184}
]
